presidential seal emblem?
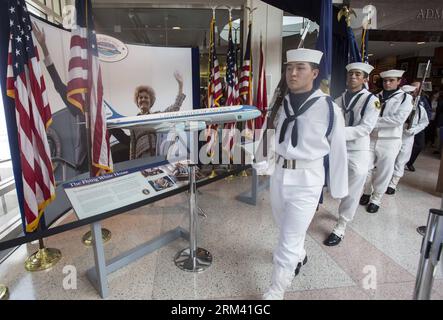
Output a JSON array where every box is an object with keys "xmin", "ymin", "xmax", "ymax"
[{"xmin": 96, "ymin": 34, "xmax": 128, "ymax": 62}]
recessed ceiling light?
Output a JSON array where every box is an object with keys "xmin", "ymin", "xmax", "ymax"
[
  {"xmin": 368, "ymin": 53, "xmax": 374, "ymax": 57},
  {"xmin": 172, "ymin": 26, "xmax": 181, "ymax": 30},
  {"xmin": 417, "ymin": 41, "xmax": 426, "ymax": 45}
]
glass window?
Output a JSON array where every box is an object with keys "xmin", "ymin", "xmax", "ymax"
[
  {"xmin": 0, "ymin": 84, "xmax": 20, "ymax": 236},
  {"xmin": 53, "ymin": 0, "xmax": 62, "ymax": 16},
  {"xmin": 26, "ymin": 2, "xmax": 48, "ymax": 19},
  {"xmin": 0, "ymin": 86, "xmax": 10, "ymax": 163}
]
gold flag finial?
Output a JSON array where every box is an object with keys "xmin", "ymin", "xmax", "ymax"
[{"xmin": 337, "ymin": 6, "xmax": 357, "ymax": 27}]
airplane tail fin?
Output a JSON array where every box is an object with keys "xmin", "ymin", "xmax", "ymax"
[{"xmin": 104, "ymin": 100, "xmax": 124, "ymax": 120}]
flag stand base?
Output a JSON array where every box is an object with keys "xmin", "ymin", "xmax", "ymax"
[
  {"xmin": 240, "ymin": 170, "xmax": 248, "ymax": 177},
  {"xmin": 25, "ymin": 248, "xmax": 62, "ymax": 272},
  {"xmin": 82, "ymin": 228, "xmax": 111, "ymax": 246},
  {"xmin": 208, "ymin": 170, "xmax": 217, "ymax": 179},
  {"xmin": 225, "ymin": 175, "xmax": 235, "ymax": 181},
  {"xmin": 0, "ymin": 284, "xmax": 8, "ymax": 300}
]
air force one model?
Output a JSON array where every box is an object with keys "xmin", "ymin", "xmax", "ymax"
[{"xmin": 105, "ymin": 102, "xmax": 261, "ymax": 131}]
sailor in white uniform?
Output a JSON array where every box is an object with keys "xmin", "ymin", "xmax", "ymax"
[
  {"xmin": 360, "ymin": 70, "xmax": 413, "ymax": 213},
  {"xmin": 324, "ymin": 62, "xmax": 380, "ymax": 246},
  {"xmin": 259, "ymin": 48, "xmax": 348, "ymax": 300},
  {"xmin": 386, "ymin": 85, "xmax": 429, "ymax": 194}
]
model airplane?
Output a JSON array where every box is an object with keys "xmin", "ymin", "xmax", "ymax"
[{"xmin": 105, "ymin": 102, "xmax": 261, "ymax": 131}]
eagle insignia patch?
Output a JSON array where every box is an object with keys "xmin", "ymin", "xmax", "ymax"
[{"xmin": 374, "ymin": 100, "xmax": 381, "ymax": 110}]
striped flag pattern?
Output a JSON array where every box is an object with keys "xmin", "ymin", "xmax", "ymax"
[
  {"xmin": 206, "ymin": 15, "xmax": 222, "ymax": 157},
  {"xmin": 67, "ymin": 0, "xmax": 112, "ymax": 176},
  {"xmin": 239, "ymin": 22, "xmax": 254, "ymax": 137},
  {"xmin": 239, "ymin": 22, "xmax": 252, "ymax": 104},
  {"xmin": 222, "ymin": 18, "xmax": 240, "ymax": 156},
  {"xmin": 6, "ymin": 0, "xmax": 55, "ymax": 232},
  {"xmin": 255, "ymin": 36, "xmax": 267, "ymax": 130}
]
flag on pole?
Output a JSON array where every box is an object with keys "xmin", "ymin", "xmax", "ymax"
[
  {"xmin": 6, "ymin": 0, "xmax": 55, "ymax": 232},
  {"xmin": 346, "ymin": 25, "xmax": 362, "ymax": 63},
  {"xmin": 239, "ymin": 21, "xmax": 254, "ymax": 138},
  {"xmin": 222, "ymin": 18, "xmax": 240, "ymax": 156},
  {"xmin": 67, "ymin": 0, "xmax": 112, "ymax": 176},
  {"xmin": 315, "ymin": 0, "xmax": 333, "ymax": 94},
  {"xmin": 206, "ymin": 14, "xmax": 222, "ymax": 157},
  {"xmin": 255, "ymin": 36, "xmax": 267, "ymax": 130},
  {"xmin": 239, "ymin": 22, "xmax": 252, "ymax": 105},
  {"xmin": 361, "ymin": 27, "xmax": 369, "ymax": 63}
]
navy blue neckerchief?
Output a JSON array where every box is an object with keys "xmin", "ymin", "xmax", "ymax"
[
  {"xmin": 379, "ymin": 90, "xmax": 403, "ymax": 117},
  {"xmin": 279, "ymin": 93, "xmax": 322, "ymax": 147},
  {"xmin": 342, "ymin": 91, "xmax": 365, "ymax": 126}
]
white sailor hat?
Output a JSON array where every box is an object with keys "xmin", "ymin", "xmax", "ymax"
[
  {"xmin": 401, "ymin": 85, "xmax": 416, "ymax": 93},
  {"xmin": 285, "ymin": 48, "xmax": 323, "ymax": 65},
  {"xmin": 345, "ymin": 62, "xmax": 374, "ymax": 74},
  {"xmin": 380, "ymin": 69, "xmax": 405, "ymax": 78}
]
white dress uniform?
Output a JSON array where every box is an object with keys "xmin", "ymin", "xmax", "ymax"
[
  {"xmin": 259, "ymin": 48, "xmax": 348, "ymax": 300},
  {"xmin": 264, "ymin": 85, "xmax": 348, "ymax": 300},
  {"xmin": 332, "ymin": 86, "xmax": 380, "ymax": 237},
  {"xmin": 363, "ymin": 72, "xmax": 413, "ymax": 207},
  {"xmin": 388, "ymin": 101, "xmax": 429, "ymax": 190}
]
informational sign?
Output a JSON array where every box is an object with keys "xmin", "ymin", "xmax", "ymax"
[{"xmin": 64, "ymin": 160, "xmax": 203, "ymax": 220}]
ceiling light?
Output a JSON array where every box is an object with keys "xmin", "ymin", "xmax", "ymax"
[
  {"xmin": 417, "ymin": 41, "xmax": 425, "ymax": 45},
  {"xmin": 368, "ymin": 53, "xmax": 374, "ymax": 57},
  {"xmin": 172, "ymin": 26, "xmax": 181, "ymax": 30}
]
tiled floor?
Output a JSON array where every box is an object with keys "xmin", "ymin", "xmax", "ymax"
[{"xmin": 1, "ymin": 150, "xmax": 443, "ymax": 300}]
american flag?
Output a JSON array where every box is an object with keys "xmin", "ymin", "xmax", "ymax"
[
  {"xmin": 255, "ymin": 36, "xmax": 267, "ymax": 130},
  {"xmin": 222, "ymin": 19, "xmax": 240, "ymax": 156},
  {"xmin": 239, "ymin": 22, "xmax": 252, "ymax": 104},
  {"xmin": 6, "ymin": 0, "xmax": 55, "ymax": 232},
  {"xmin": 206, "ymin": 15, "xmax": 222, "ymax": 157},
  {"xmin": 67, "ymin": 0, "xmax": 112, "ymax": 176},
  {"xmin": 207, "ymin": 17, "xmax": 222, "ymax": 109},
  {"xmin": 239, "ymin": 22, "xmax": 254, "ymax": 138}
]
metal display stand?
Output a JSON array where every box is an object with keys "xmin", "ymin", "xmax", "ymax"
[
  {"xmin": 86, "ymin": 122, "xmax": 209, "ymax": 297},
  {"xmin": 173, "ymin": 123, "xmax": 212, "ymax": 272},
  {"xmin": 174, "ymin": 165, "xmax": 212, "ymax": 272},
  {"xmin": 413, "ymin": 207, "xmax": 443, "ymax": 300}
]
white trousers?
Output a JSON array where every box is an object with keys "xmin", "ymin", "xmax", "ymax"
[
  {"xmin": 388, "ymin": 135, "xmax": 414, "ymax": 189},
  {"xmin": 334, "ymin": 150, "xmax": 370, "ymax": 237},
  {"xmin": 364, "ymin": 138, "xmax": 402, "ymax": 206},
  {"xmin": 266, "ymin": 165, "xmax": 323, "ymax": 299},
  {"xmin": 269, "ymin": 165, "xmax": 323, "ymax": 270}
]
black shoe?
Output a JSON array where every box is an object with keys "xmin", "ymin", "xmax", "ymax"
[
  {"xmin": 385, "ymin": 187, "xmax": 396, "ymax": 195},
  {"xmin": 406, "ymin": 164, "xmax": 415, "ymax": 172},
  {"xmin": 294, "ymin": 255, "xmax": 308, "ymax": 277},
  {"xmin": 366, "ymin": 203, "xmax": 379, "ymax": 213},
  {"xmin": 323, "ymin": 233, "xmax": 342, "ymax": 246},
  {"xmin": 360, "ymin": 194, "xmax": 370, "ymax": 206}
]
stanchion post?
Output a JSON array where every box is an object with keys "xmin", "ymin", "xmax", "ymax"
[
  {"xmin": 413, "ymin": 209, "xmax": 443, "ymax": 300},
  {"xmin": 174, "ymin": 122, "xmax": 212, "ymax": 272}
]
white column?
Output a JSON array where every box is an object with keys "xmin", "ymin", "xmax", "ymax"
[{"xmin": 244, "ymin": 0, "xmax": 283, "ymax": 104}]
